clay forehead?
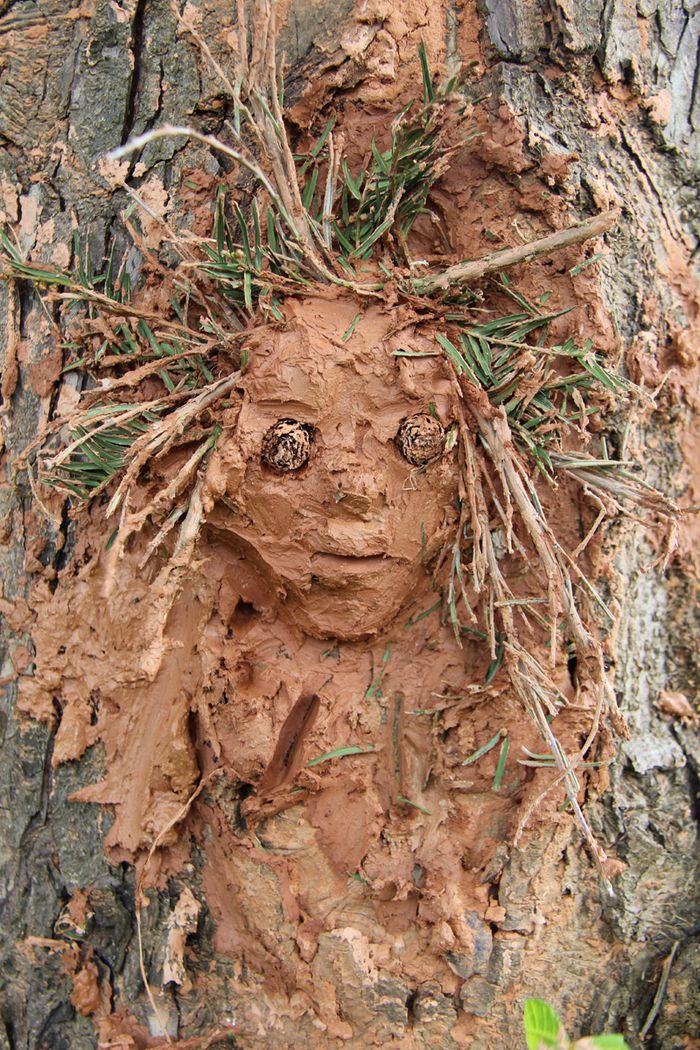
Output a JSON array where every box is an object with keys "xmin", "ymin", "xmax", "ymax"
[
  {"xmin": 241, "ymin": 320, "xmax": 452, "ymax": 422},
  {"xmin": 243, "ymin": 341, "xmax": 394, "ymax": 414}
]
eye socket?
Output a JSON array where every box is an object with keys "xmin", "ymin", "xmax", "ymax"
[
  {"xmin": 396, "ymin": 414, "xmax": 445, "ymax": 466},
  {"xmin": 261, "ymin": 418, "xmax": 314, "ymax": 472}
]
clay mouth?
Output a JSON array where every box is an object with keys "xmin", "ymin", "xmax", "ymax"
[{"xmin": 310, "ymin": 552, "xmax": 390, "ymax": 574}]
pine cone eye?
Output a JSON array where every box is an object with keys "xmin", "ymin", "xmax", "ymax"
[
  {"xmin": 396, "ymin": 414, "xmax": 445, "ymax": 466},
  {"xmin": 261, "ymin": 419, "xmax": 314, "ymax": 472}
]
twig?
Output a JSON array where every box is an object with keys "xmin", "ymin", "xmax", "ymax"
[
  {"xmin": 97, "ymin": 347, "xmax": 215, "ymax": 393},
  {"xmin": 105, "ymin": 371, "xmax": 240, "ymax": 517},
  {"xmin": 639, "ymin": 941, "xmax": 679, "ymax": 1040},
  {"xmin": 413, "ymin": 209, "xmax": 619, "ymax": 295},
  {"xmin": 448, "ymin": 373, "xmax": 621, "ymax": 874},
  {"xmin": 108, "ymin": 123, "xmax": 378, "ymax": 296},
  {"xmin": 108, "ymin": 125, "xmax": 291, "ymax": 232},
  {"xmin": 151, "ymin": 1024, "xmax": 268, "ymax": 1048},
  {"xmin": 0, "ymin": 265, "xmax": 19, "ymax": 406},
  {"xmin": 573, "ymin": 488, "xmax": 608, "ymax": 557}
]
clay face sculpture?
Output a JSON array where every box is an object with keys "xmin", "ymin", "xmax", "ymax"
[{"xmin": 214, "ymin": 297, "xmax": 459, "ymax": 640}]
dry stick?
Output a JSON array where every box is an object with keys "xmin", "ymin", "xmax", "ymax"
[
  {"xmin": 122, "ymin": 436, "xmax": 215, "ymax": 542},
  {"xmin": 453, "ymin": 381, "xmax": 616, "ymax": 874},
  {"xmin": 473, "ymin": 405, "xmax": 623, "ymax": 755},
  {"xmin": 254, "ymin": 0, "xmax": 331, "ymax": 265},
  {"xmin": 52, "ymin": 284, "xmax": 201, "ymax": 335},
  {"xmin": 97, "ymin": 347, "xmax": 216, "ymax": 390},
  {"xmin": 515, "ymin": 767, "xmax": 569, "ymax": 839},
  {"xmin": 639, "ymin": 941, "xmax": 680, "ymax": 1040},
  {"xmin": 151, "ymin": 1027, "xmax": 268, "ymax": 1049},
  {"xmin": 48, "ymin": 389, "xmax": 192, "ymax": 468},
  {"xmin": 107, "ymin": 126, "xmax": 294, "ymax": 237},
  {"xmin": 527, "ymin": 697, "xmax": 612, "ymax": 875},
  {"xmin": 108, "ymin": 124, "xmax": 371, "ymax": 295},
  {"xmin": 227, "ymin": 0, "xmax": 337, "ymax": 275},
  {"xmin": 138, "ymin": 505, "xmax": 186, "ymax": 569},
  {"xmin": 468, "ymin": 397, "xmax": 586, "ymax": 646},
  {"xmin": 322, "ymin": 133, "xmax": 340, "ymax": 249},
  {"xmin": 0, "ymin": 269, "xmax": 19, "ymax": 406},
  {"xmin": 572, "ymin": 488, "xmax": 609, "ymax": 557},
  {"xmin": 105, "ymin": 371, "xmax": 240, "ymax": 516},
  {"xmin": 25, "ymin": 456, "xmax": 62, "ymax": 526},
  {"xmin": 558, "ymin": 459, "xmax": 680, "ymax": 513},
  {"xmin": 119, "ymin": 180, "xmax": 201, "ymax": 266},
  {"xmin": 414, "ymin": 209, "xmax": 619, "ymax": 294},
  {"xmin": 173, "ymin": 461, "xmax": 210, "ymax": 556}
]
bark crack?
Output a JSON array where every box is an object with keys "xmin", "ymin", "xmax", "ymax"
[
  {"xmin": 121, "ymin": 0, "xmax": 148, "ymax": 147},
  {"xmin": 619, "ymin": 126, "xmax": 680, "ymax": 241},
  {"xmin": 689, "ymin": 30, "xmax": 700, "ymax": 133}
]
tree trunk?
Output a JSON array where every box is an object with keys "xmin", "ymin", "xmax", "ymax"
[{"xmin": 1, "ymin": 1, "xmax": 698, "ymax": 1048}]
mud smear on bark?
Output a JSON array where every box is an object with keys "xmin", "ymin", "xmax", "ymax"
[
  {"xmin": 20, "ymin": 293, "xmax": 600, "ymax": 1037},
  {"xmin": 20, "ymin": 292, "xmax": 583, "ymax": 820}
]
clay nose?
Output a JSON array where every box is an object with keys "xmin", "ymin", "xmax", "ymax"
[
  {"xmin": 331, "ymin": 488, "xmax": 373, "ymax": 517},
  {"xmin": 328, "ymin": 469, "xmax": 387, "ymax": 518}
]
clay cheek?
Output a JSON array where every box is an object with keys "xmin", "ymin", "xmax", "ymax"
[
  {"xmin": 238, "ymin": 482, "xmax": 299, "ymax": 538},
  {"xmin": 380, "ymin": 463, "xmax": 457, "ymax": 561}
]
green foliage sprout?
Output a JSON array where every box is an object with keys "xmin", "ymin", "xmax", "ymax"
[{"xmin": 524, "ymin": 998, "xmax": 630, "ymax": 1050}]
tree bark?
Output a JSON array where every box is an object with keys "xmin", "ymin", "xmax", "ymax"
[{"xmin": 1, "ymin": 1, "xmax": 698, "ymax": 1048}]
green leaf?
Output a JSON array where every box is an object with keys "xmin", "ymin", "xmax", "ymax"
[
  {"xmin": 302, "ymin": 165, "xmax": 319, "ymax": 210},
  {"xmin": 397, "ymin": 795, "xmax": 432, "ymax": 815},
  {"xmin": 392, "ymin": 350, "xmax": 438, "ymax": 358},
  {"xmin": 404, "ymin": 598, "xmax": 441, "ymax": 628},
  {"xmin": 310, "ymin": 116, "xmax": 335, "ymax": 158},
  {"xmin": 306, "ymin": 745, "xmax": 375, "ymax": 767},
  {"xmin": 214, "ymin": 187, "xmax": 226, "ymax": 256},
  {"xmin": 569, "ymin": 252, "xmax": 603, "ymax": 277},
  {"xmin": 491, "ymin": 734, "xmax": 509, "ymax": 791},
  {"xmin": 484, "ymin": 641, "xmax": 505, "ymax": 685},
  {"xmin": 371, "ymin": 139, "xmax": 390, "ymax": 175},
  {"xmin": 437, "ymin": 332, "xmax": 481, "ymax": 385},
  {"xmin": 266, "ymin": 208, "xmax": 278, "ymax": 253},
  {"xmin": 233, "ymin": 203, "xmax": 252, "ymax": 267},
  {"xmin": 341, "ymin": 313, "xmax": 362, "ymax": 342},
  {"xmin": 355, "ymin": 213, "xmax": 394, "ymax": 257},
  {"xmin": 341, "ymin": 159, "xmax": 362, "ymax": 200},
  {"xmin": 0, "ymin": 230, "xmax": 21, "ymax": 261},
  {"xmin": 524, "ymin": 999, "xmax": 567, "ymax": 1050},
  {"xmin": 332, "ymin": 221, "xmax": 355, "ymax": 256},
  {"xmin": 251, "ymin": 200, "xmax": 263, "ymax": 269},
  {"xmin": 418, "ymin": 40, "xmax": 435, "ymax": 103},
  {"xmin": 462, "ymin": 730, "xmax": 504, "ymax": 767}
]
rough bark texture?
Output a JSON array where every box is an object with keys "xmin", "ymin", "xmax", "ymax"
[{"xmin": 1, "ymin": 1, "xmax": 698, "ymax": 1048}]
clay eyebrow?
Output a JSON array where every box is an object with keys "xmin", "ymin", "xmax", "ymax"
[{"xmin": 252, "ymin": 398, "xmax": 318, "ymax": 413}]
